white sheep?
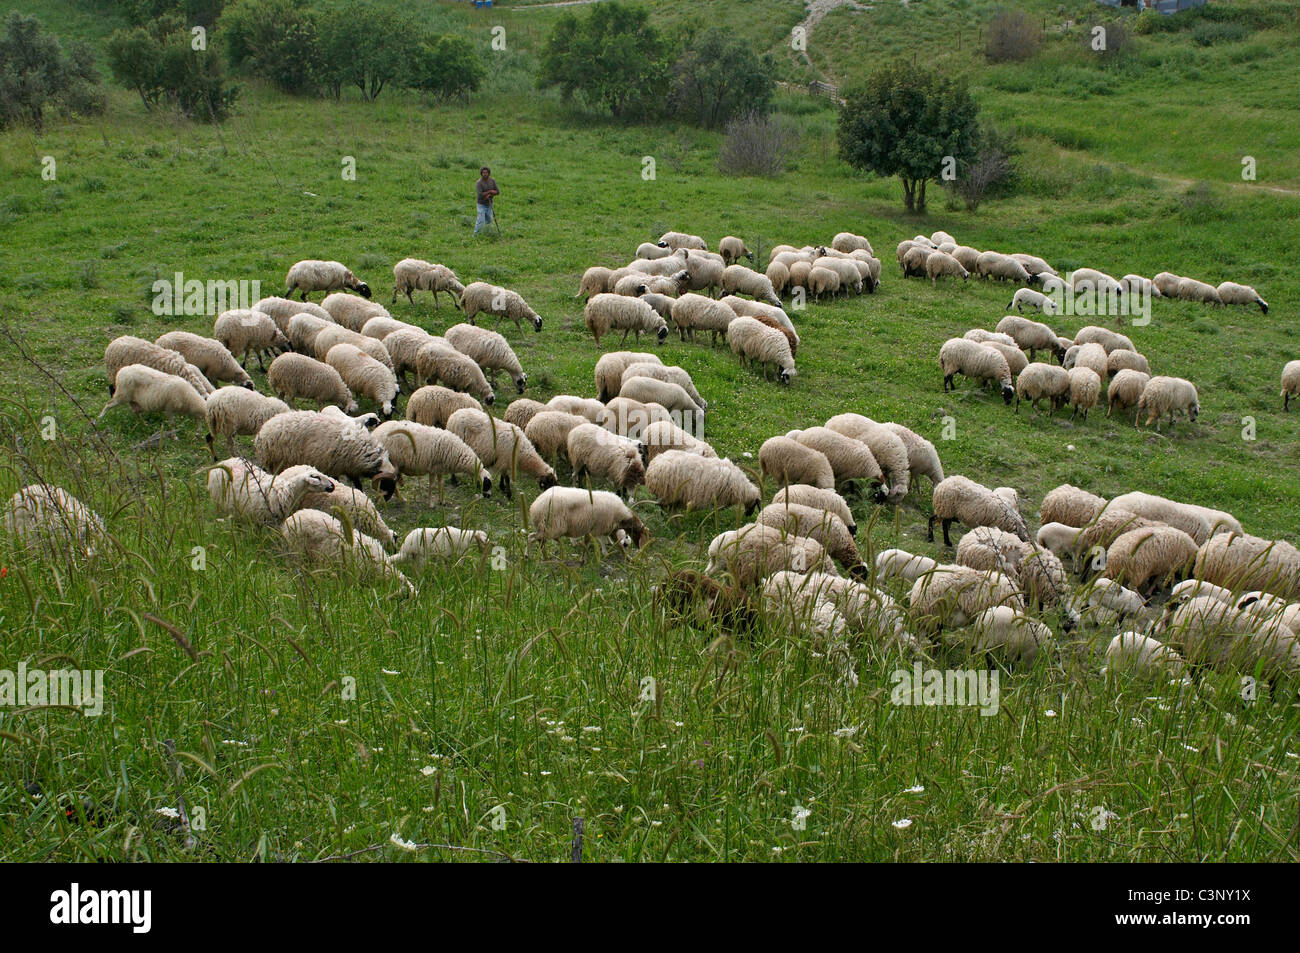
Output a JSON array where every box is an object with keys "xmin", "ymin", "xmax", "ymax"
[
  {"xmin": 255, "ymin": 410, "xmax": 398, "ymax": 497},
  {"xmin": 207, "ymin": 457, "xmax": 335, "ymax": 524},
  {"xmin": 391, "ymin": 259, "xmax": 464, "ymax": 308},
  {"xmin": 390, "ymin": 526, "xmax": 490, "ymax": 568},
  {"xmin": 772, "ymin": 485, "xmax": 856, "ymax": 535},
  {"xmin": 213, "ymin": 308, "xmax": 289, "ymax": 372},
  {"xmin": 924, "ymin": 252, "xmax": 968, "ymax": 284},
  {"xmin": 204, "ymin": 387, "xmax": 290, "ymax": 458},
  {"xmin": 759, "ymin": 436, "xmax": 833, "ymax": 489},
  {"xmin": 155, "ymin": 331, "xmax": 253, "ymax": 389},
  {"xmin": 284, "ymin": 260, "xmax": 371, "ymax": 301},
  {"xmin": 1136, "ymin": 376, "xmax": 1199, "ymax": 432},
  {"xmin": 444, "ymin": 323, "xmax": 527, "ymax": 395},
  {"xmin": 758, "ymin": 501, "xmax": 865, "ymax": 577},
  {"xmin": 406, "ymin": 385, "xmax": 482, "ymax": 428},
  {"xmin": 874, "ymin": 549, "xmax": 938, "ymax": 586},
  {"xmin": 619, "ymin": 376, "xmax": 702, "ymax": 422},
  {"xmin": 1067, "ymin": 366, "xmax": 1102, "ymax": 421},
  {"xmin": 929, "ymin": 475, "xmax": 1027, "ymax": 547},
  {"xmin": 584, "ymin": 294, "xmax": 668, "ymax": 346},
  {"xmin": 1107, "ymin": 369, "xmax": 1150, "ymax": 419},
  {"xmin": 645, "ymin": 450, "xmax": 759, "ymax": 513},
  {"xmin": 296, "ymin": 476, "xmax": 396, "ymax": 546},
  {"xmin": 728, "ymin": 316, "xmax": 796, "ymax": 384},
  {"xmin": 1014, "ymin": 362, "xmax": 1070, "ymax": 414},
  {"xmin": 2, "ymin": 484, "xmax": 104, "ymax": 557},
  {"xmin": 1192, "ymin": 532, "xmax": 1300, "ymax": 600},
  {"xmin": 669, "ymin": 294, "xmax": 738, "ymax": 345},
  {"xmin": 1102, "ymin": 632, "xmax": 1187, "ymax": 680},
  {"xmin": 657, "ymin": 231, "xmax": 707, "ymax": 251},
  {"xmin": 1007, "ymin": 288, "xmax": 1058, "ymax": 314},
  {"xmin": 321, "ymin": 292, "xmax": 390, "ymax": 332},
  {"xmin": 822, "ymin": 414, "xmax": 911, "ymax": 502},
  {"xmin": 938, "ymin": 338, "xmax": 1013, "ymax": 403},
  {"xmin": 566, "ymin": 422, "xmax": 646, "ymax": 496},
  {"xmin": 704, "ymin": 522, "xmax": 835, "ymax": 588},
  {"xmin": 279, "ymin": 509, "xmax": 413, "ymax": 595},
  {"xmin": 523, "ymin": 410, "xmax": 589, "ymax": 463},
  {"xmin": 104, "ymin": 335, "xmax": 213, "ymax": 398},
  {"xmin": 995, "ymin": 316, "xmax": 1064, "ymax": 361},
  {"xmin": 372, "ymin": 420, "xmax": 492, "ymax": 501},
  {"xmin": 445, "ymin": 408, "xmax": 556, "ymax": 498},
  {"xmin": 593, "ymin": 351, "xmax": 662, "ymax": 402},
  {"xmin": 528, "ymin": 486, "xmax": 649, "ymax": 551},
  {"xmin": 964, "ymin": 607, "xmax": 1054, "ymax": 664},
  {"xmin": 324, "ymin": 343, "xmax": 399, "ymax": 418},
  {"xmin": 622, "ymin": 362, "xmax": 706, "ymax": 411},
  {"xmin": 98, "ymin": 364, "xmax": 209, "ymax": 440},
  {"xmin": 415, "ymin": 339, "xmax": 495, "ymax": 405},
  {"xmin": 721, "ymin": 265, "xmax": 782, "ymax": 307},
  {"xmin": 252, "ymin": 296, "xmax": 332, "ymax": 333},
  {"xmin": 459, "ymin": 282, "xmax": 543, "ymax": 332},
  {"xmin": 1216, "ymin": 281, "xmax": 1268, "ymax": 314},
  {"xmin": 267, "ymin": 352, "xmax": 358, "ymax": 414}
]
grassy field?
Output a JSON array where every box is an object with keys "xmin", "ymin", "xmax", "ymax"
[{"xmin": 1, "ymin": 0, "xmax": 1299, "ymax": 861}]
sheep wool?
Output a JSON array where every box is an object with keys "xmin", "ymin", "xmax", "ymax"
[
  {"xmin": 267, "ymin": 352, "xmax": 358, "ymax": 414},
  {"xmin": 641, "ymin": 420, "xmax": 716, "ymax": 464},
  {"xmin": 104, "ymin": 336, "xmax": 210, "ymax": 398},
  {"xmin": 415, "ymin": 339, "xmax": 495, "ymax": 405},
  {"xmin": 622, "ymin": 362, "xmax": 706, "ymax": 411},
  {"xmin": 790, "ymin": 426, "xmax": 883, "ymax": 493},
  {"xmin": 771, "ymin": 485, "xmax": 856, "ymax": 535},
  {"xmin": 1136, "ymin": 376, "xmax": 1199, "ymax": 431},
  {"xmin": 1008, "ymin": 288, "xmax": 1058, "ymax": 314},
  {"xmin": 1104, "ymin": 526, "xmax": 1199, "ymax": 594},
  {"xmin": 728, "ymin": 317, "xmax": 796, "ymax": 384},
  {"xmin": 445, "ymin": 408, "xmax": 556, "ymax": 497},
  {"xmin": 207, "ymin": 458, "xmax": 335, "ymax": 524},
  {"xmin": 284, "ymin": 260, "xmax": 371, "ymax": 300},
  {"xmin": 1015, "ymin": 362, "xmax": 1070, "ymax": 414},
  {"xmin": 204, "ymin": 387, "xmax": 290, "ymax": 457},
  {"xmin": 908, "ymin": 565, "xmax": 1023, "ymax": 633},
  {"xmin": 321, "ymin": 292, "xmax": 389, "ymax": 332},
  {"xmin": 1216, "ymin": 281, "xmax": 1268, "ymax": 314},
  {"xmin": 929, "ymin": 475, "xmax": 1028, "ymax": 546},
  {"xmin": 965, "ymin": 607, "xmax": 1054, "ymax": 664},
  {"xmin": 3, "ymin": 484, "xmax": 104, "ymax": 557},
  {"xmin": 214, "ymin": 308, "xmax": 288, "ymax": 371},
  {"xmin": 390, "ymin": 527, "xmax": 490, "ymax": 568},
  {"xmin": 758, "ymin": 502, "xmax": 864, "ymax": 576},
  {"xmin": 620, "ymin": 376, "xmax": 702, "ymax": 421},
  {"xmin": 1107, "ymin": 369, "xmax": 1150, "ymax": 419},
  {"xmin": 669, "ymin": 294, "xmax": 739, "ymax": 345},
  {"xmin": 593, "ymin": 352, "xmax": 662, "ymax": 402},
  {"xmin": 255, "ymin": 410, "xmax": 398, "ymax": 496},
  {"xmin": 459, "ymin": 282, "xmax": 543, "ymax": 332},
  {"xmin": 253, "ymin": 296, "xmax": 332, "ymax": 333},
  {"xmin": 296, "ymin": 478, "xmax": 398, "ymax": 547},
  {"xmin": 1283, "ymin": 361, "xmax": 1300, "ymax": 411},
  {"xmin": 759, "ymin": 436, "xmax": 834, "ymax": 490},
  {"xmin": 1102, "ymin": 632, "xmax": 1186, "ymax": 680},
  {"xmin": 584, "ymin": 294, "xmax": 668, "ymax": 346},
  {"xmin": 566, "ymin": 422, "xmax": 646, "ymax": 495},
  {"xmin": 155, "ymin": 331, "xmax": 253, "ymax": 388},
  {"xmin": 286, "ymin": 313, "xmax": 337, "ymax": 354},
  {"xmin": 1192, "ymin": 532, "xmax": 1300, "ymax": 600},
  {"xmin": 372, "ymin": 420, "xmax": 492, "ymax": 499},
  {"xmin": 445, "ymin": 323, "xmax": 527, "ymax": 394},
  {"xmin": 1067, "ymin": 366, "xmax": 1102, "ymax": 421},
  {"xmin": 407, "ymin": 385, "xmax": 482, "ymax": 429},
  {"xmin": 1106, "ymin": 349, "xmax": 1151, "ymax": 376},
  {"xmin": 938, "ymin": 338, "xmax": 1014, "ymax": 403},
  {"xmin": 646, "ymin": 451, "xmax": 759, "ymax": 513},
  {"xmin": 97, "ymin": 364, "xmax": 209, "ymax": 437},
  {"xmin": 324, "ymin": 343, "xmax": 399, "ymax": 418},
  {"xmin": 925, "ymin": 251, "xmax": 969, "ymax": 283},
  {"xmin": 1073, "ymin": 326, "xmax": 1133, "ymax": 354},
  {"xmin": 279, "ymin": 510, "xmax": 413, "ymax": 595},
  {"xmin": 524, "ymin": 411, "xmax": 589, "ymax": 462},
  {"xmin": 721, "ymin": 265, "xmax": 782, "ymax": 307},
  {"xmin": 880, "ymin": 423, "xmax": 944, "ymax": 491},
  {"xmin": 875, "ymin": 549, "xmax": 938, "ymax": 586},
  {"xmin": 994, "ymin": 316, "xmax": 1064, "ymax": 361},
  {"xmin": 822, "ymin": 414, "xmax": 912, "ymax": 502},
  {"xmin": 704, "ymin": 522, "xmax": 836, "ymax": 588}
]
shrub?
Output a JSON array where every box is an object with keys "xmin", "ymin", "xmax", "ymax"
[
  {"xmin": 949, "ymin": 124, "xmax": 1017, "ymax": 211},
  {"xmin": 669, "ymin": 29, "xmax": 776, "ymax": 129},
  {"xmin": 409, "ymin": 34, "xmax": 485, "ymax": 103},
  {"xmin": 718, "ymin": 113, "xmax": 799, "ymax": 177},
  {"xmin": 219, "ymin": 0, "xmax": 320, "ymax": 94},
  {"xmin": 537, "ymin": 2, "xmax": 668, "ymax": 119},
  {"xmin": 0, "ymin": 12, "xmax": 105, "ymax": 132},
  {"xmin": 107, "ymin": 15, "xmax": 238, "ymax": 121},
  {"xmin": 1191, "ymin": 22, "xmax": 1252, "ymax": 46},
  {"xmin": 315, "ymin": 2, "xmax": 423, "ymax": 102},
  {"xmin": 985, "ymin": 10, "xmax": 1040, "ymax": 64},
  {"xmin": 1082, "ymin": 20, "xmax": 1134, "ymax": 63}
]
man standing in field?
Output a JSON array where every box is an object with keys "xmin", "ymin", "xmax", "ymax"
[{"xmin": 474, "ymin": 166, "xmax": 499, "ymax": 235}]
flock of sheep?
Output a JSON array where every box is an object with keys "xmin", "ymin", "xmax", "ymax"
[{"xmin": 5, "ymin": 228, "xmax": 1297, "ymax": 692}]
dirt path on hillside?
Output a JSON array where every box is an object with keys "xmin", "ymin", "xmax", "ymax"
[
  {"xmin": 798, "ymin": 0, "xmax": 872, "ymax": 35},
  {"xmin": 1052, "ymin": 146, "xmax": 1300, "ymax": 199}
]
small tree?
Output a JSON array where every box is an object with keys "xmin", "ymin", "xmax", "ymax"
[
  {"xmin": 669, "ymin": 29, "xmax": 775, "ymax": 129},
  {"xmin": 985, "ymin": 10, "xmax": 1041, "ymax": 63},
  {"xmin": 315, "ymin": 2, "xmax": 420, "ymax": 102},
  {"xmin": 537, "ymin": 2, "xmax": 667, "ymax": 119},
  {"xmin": 219, "ymin": 0, "xmax": 320, "ymax": 95},
  {"xmin": 950, "ymin": 125, "xmax": 1017, "ymax": 211},
  {"xmin": 106, "ymin": 15, "xmax": 236, "ymax": 121},
  {"xmin": 718, "ymin": 113, "xmax": 798, "ymax": 177},
  {"xmin": 838, "ymin": 65, "xmax": 980, "ymax": 213},
  {"xmin": 409, "ymin": 35, "xmax": 485, "ymax": 103},
  {"xmin": 0, "ymin": 12, "xmax": 105, "ymax": 132}
]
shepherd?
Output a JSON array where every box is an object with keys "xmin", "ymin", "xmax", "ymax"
[{"xmin": 474, "ymin": 166, "xmax": 499, "ymax": 235}]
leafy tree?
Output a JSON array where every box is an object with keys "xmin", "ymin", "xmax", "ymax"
[
  {"xmin": 0, "ymin": 12, "xmax": 105, "ymax": 132},
  {"xmin": 409, "ymin": 35, "xmax": 485, "ymax": 103},
  {"xmin": 219, "ymin": 0, "xmax": 319, "ymax": 94},
  {"xmin": 537, "ymin": 2, "xmax": 667, "ymax": 119},
  {"xmin": 106, "ymin": 14, "xmax": 237, "ymax": 121},
  {"xmin": 838, "ymin": 65, "xmax": 979, "ymax": 213},
  {"xmin": 669, "ymin": 29, "xmax": 775, "ymax": 129},
  {"xmin": 316, "ymin": 3, "xmax": 421, "ymax": 102}
]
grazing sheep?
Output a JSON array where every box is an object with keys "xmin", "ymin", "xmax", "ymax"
[
  {"xmin": 253, "ymin": 296, "xmax": 332, "ymax": 333},
  {"xmin": 407, "ymin": 385, "xmax": 482, "ymax": 428},
  {"xmin": 900, "ymin": 246, "xmax": 932, "ymax": 279},
  {"xmin": 1039, "ymin": 484, "xmax": 1107, "ymax": 528},
  {"xmin": 950, "ymin": 246, "xmax": 981, "ymax": 273},
  {"xmin": 597, "ymin": 354, "xmax": 666, "ymax": 405},
  {"xmin": 813, "ymin": 256, "xmax": 865, "ymax": 294},
  {"xmin": 1136, "ymin": 376, "xmax": 1199, "ymax": 431},
  {"xmin": 524, "ymin": 411, "xmax": 589, "ymax": 463},
  {"xmin": 1104, "ymin": 525, "xmax": 1199, "ymax": 594},
  {"xmin": 995, "ymin": 316, "xmax": 1064, "ymax": 361},
  {"xmin": 1107, "ymin": 492, "xmax": 1235, "ymax": 545},
  {"xmin": 721, "ymin": 265, "xmax": 783, "ymax": 307},
  {"xmin": 1102, "ymin": 632, "xmax": 1186, "ymax": 680},
  {"xmin": 372, "ymin": 420, "xmax": 492, "ymax": 500},
  {"xmin": 719, "ymin": 298, "xmax": 798, "ymax": 356},
  {"xmin": 728, "ymin": 316, "xmax": 797, "ymax": 384},
  {"xmin": 1065, "ymin": 342, "xmax": 1108, "ymax": 380},
  {"xmin": 1069, "ymin": 267, "xmax": 1122, "ymax": 297},
  {"xmin": 566, "ymin": 422, "xmax": 645, "ymax": 496},
  {"xmin": 787, "ymin": 260, "xmax": 813, "ymax": 291},
  {"xmin": 1106, "ymin": 349, "xmax": 1151, "ymax": 376},
  {"xmin": 622, "ymin": 362, "xmax": 706, "ymax": 411},
  {"xmin": 759, "ymin": 436, "xmax": 834, "ymax": 490},
  {"xmin": 789, "ymin": 426, "xmax": 884, "ymax": 495},
  {"xmin": 156, "ymin": 331, "xmax": 253, "ymax": 389},
  {"xmin": 881, "ymin": 423, "xmax": 944, "ymax": 492},
  {"xmin": 772, "ymin": 485, "xmax": 855, "ymax": 535},
  {"xmin": 279, "ymin": 509, "xmax": 412, "ymax": 595},
  {"xmin": 2, "ymin": 484, "xmax": 103, "ymax": 557},
  {"xmin": 1192, "ymin": 532, "xmax": 1300, "ymax": 600},
  {"xmin": 382, "ymin": 328, "xmax": 437, "ymax": 387},
  {"xmin": 680, "ymin": 253, "xmax": 726, "ymax": 296},
  {"xmin": 267, "ymin": 353, "xmax": 358, "ymax": 414},
  {"xmin": 1073, "ymin": 326, "xmax": 1133, "ymax": 354},
  {"xmin": 658, "ymin": 231, "xmax": 707, "ymax": 251},
  {"xmin": 628, "ymin": 251, "xmax": 690, "ymax": 277},
  {"xmin": 875, "ymin": 549, "xmax": 938, "ymax": 585},
  {"xmin": 286, "ymin": 313, "xmax": 337, "ymax": 354},
  {"xmin": 929, "ymin": 475, "xmax": 1028, "ymax": 547},
  {"xmin": 104, "ymin": 336, "xmax": 211, "ymax": 398},
  {"xmin": 321, "ymin": 292, "xmax": 389, "ymax": 332},
  {"xmin": 325, "ymin": 343, "xmax": 399, "ymax": 419},
  {"xmin": 977, "ymin": 252, "xmax": 1036, "ymax": 284},
  {"xmin": 613, "ymin": 272, "xmax": 685, "ymax": 297},
  {"xmin": 578, "ymin": 266, "xmax": 615, "ymax": 300},
  {"xmin": 925, "ymin": 251, "xmax": 969, "ymax": 284},
  {"xmin": 765, "ymin": 261, "xmax": 789, "ymax": 296},
  {"xmin": 985, "ymin": 341, "xmax": 1028, "ymax": 377},
  {"xmin": 1160, "ymin": 595, "xmax": 1300, "ymax": 678},
  {"xmin": 641, "ymin": 419, "xmax": 716, "ymax": 464},
  {"xmin": 1216, "ymin": 281, "xmax": 1268, "ymax": 314},
  {"xmin": 498, "ymin": 397, "xmax": 547, "ymax": 430},
  {"xmin": 548, "ymin": 395, "xmax": 608, "ymax": 424},
  {"xmin": 636, "ymin": 242, "xmax": 674, "ymax": 260},
  {"xmin": 1118, "ymin": 275, "xmax": 1161, "ymax": 299},
  {"xmin": 763, "ymin": 571, "xmax": 916, "ymax": 652},
  {"xmin": 1007, "ymin": 288, "xmax": 1058, "ymax": 314},
  {"xmin": 1067, "ymin": 577, "xmax": 1148, "ymax": 628},
  {"xmin": 1067, "ymin": 366, "xmax": 1102, "ymax": 421},
  {"xmin": 956, "ymin": 525, "xmax": 1028, "ymax": 576},
  {"xmin": 459, "ymin": 282, "xmax": 543, "ymax": 332},
  {"xmin": 620, "ymin": 376, "xmax": 703, "ymax": 421},
  {"xmin": 645, "ymin": 451, "xmax": 760, "ymax": 513},
  {"xmin": 97, "ymin": 364, "xmax": 209, "ymax": 439},
  {"xmin": 1283, "ymin": 361, "xmax": 1300, "ymax": 411},
  {"xmin": 444, "ymin": 323, "xmax": 527, "ymax": 394},
  {"xmin": 204, "ymin": 387, "xmax": 290, "ymax": 458},
  {"xmin": 758, "ymin": 502, "xmax": 865, "ymax": 577},
  {"xmin": 822, "ymin": 414, "xmax": 911, "ymax": 502},
  {"xmin": 964, "ymin": 329, "xmax": 1017, "ymax": 347},
  {"xmin": 1175, "ymin": 277, "xmax": 1223, "ymax": 305},
  {"xmin": 319, "ymin": 405, "xmax": 380, "ymax": 431},
  {"xmin": 584, "ymin": 293, "xmax": 668, "ymax": 346},
  {"xmin": 415, "ymin": 340, "xmax": 495, "ymax": 405},
  {"xmin": 296, "ymin": 477, "xmax": 397, "ymax": 546},
  {"xmin": 284, "ymin": 260, "xmax": 370, "ymax": 300},
  {"xmin": 213, "ymin": 309, "xmax": 288, "ymax": 372},
  {"xmin": 719, "ymin": 236, "xmax": 752, "ymax": 265},
  {"xmin": 445, "ymin": 408, "xmax": 556, "ymax": 498},
  {"xmin": 1015, "ymin": 362, "xmax": 1070, "ymax": 414},
  {"xmin": 963, "ymin": 607, "xmax": 1054, "ymax": 664},
  {"xmin": 312, "ymin": 324, "xmax": 394, "ymax": 369},
  {"xmin": 1010, "ymin": 254, "xmax": 1057, "ymax": 278},
  {"xmin": 207, "ymin": 458, "xmax": 334, "ymax": 524},
  {"xmin": 528, "ymin": 486, "xmax": 649, "ymax": 552},
  {"xmin": 704, "ymin": 522, "xmax": 835, "ymax": 588},
  {"xmin": 1170, "ymin": 579, "xmax": 1235, "ymax": 606},
  {"xmin": 602, "ymin": 397, "xmax": 672, "ymax": 439},
  {"xmin": 390, "ymin": 527, "xmax": 490, "ymax": 568},
  {"xmin": 639, "ymin": 292, "xmax": 676, "ymax": 321},
  {"xmin": 938, "ymin": 338, "xmax": 1014, "ymax": 403},
  {"xmin": 391, "ymin": 259, "xmax": 464, "ymax": 308},
  {"xmin": 833, "ymin": 233, "xmax": 873, "ymax": 254},
  {"xmin": 255, "ymin": 410, "xmax": 398, "ymax": 497},
  {"xmin": 1107, "ymin": 369, "xmax": 1150, "ymax": 419},
  {"xmin": 908, "ymin": 565, "xmax": 1024, "ymax": 633},
  {"xmin": 670, "ymin": 293, "xmax": 738, "ymax": 345}
]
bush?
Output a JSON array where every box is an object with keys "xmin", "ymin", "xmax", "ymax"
[
  {"xmin": 985, "ymin": 10, "xmax": 1040, "ymax": 64},
  {"xmin": 1191, "ymin": 21, "xmax": 1252, "ymax": 46},
  {"xmin": 409, "ymin": 34, "xmax": 485, "ymax": 103},
  {"xmin": 315, "ymin": 2, "xmax": 423, "ymax": 102},
  {"xmin": 1082, "ymin": 20, "xmax": 1134, "ymax": 62},
  {"xmin": 219, "ymin": 0, "xmax": 319, "ymax": 94},
  {"xmin": 718, "ymin": 113, "xmax": 798, "ymax": 177},
  {"xmin": 537, "ymin": 2, "xmax": 668, "ymax": 119},
  {"xmin": 949, "ymin": 124, "xmax": 1017, "ymax": 211},
  {"xmin": 107, "ymin": 15, "xmax": 237, "ymax": 121},
  {"xmin": 669, "ymin": 29, "xmax": 776, "ymax": 129},
  {"xmin": 0, "ymin": 12, "xmax": 105, "ymax": 132}
]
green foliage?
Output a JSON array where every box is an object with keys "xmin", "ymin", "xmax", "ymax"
[
  {"xmin": 984, "ymin": 9, "xmax": 1041, "ymax": 64},
  {"xmin": 409, "ymin": 34, "xmax": 485, "ymax": 104},
  {"xmin": 106, "ymin": 14, "xmax": 237, "ymax": 121},
  {"xmin": 218, "ymin": 0, "xmax": 319, "ymax": 94},
  {"xmin": 315, "ymin": 2, "xmax": 421, "ymax": 102},
  {"xmin": 538, "ymin": 2, "xmax": 668, "ymax": 119},
  {"xmin": 838, "ymin": 65, "xmax": 980, "ymax": 212},
  {"xmin": 1191, "ymin": 21, "xmax": 1252, "ymax": 46},
  {"xmin": 0, "ymin": 12, "xmax": 105, "ymax": 132},
  {"xmin": 668, "ymin": 28, "xmax": 776, "ymax": 129}
]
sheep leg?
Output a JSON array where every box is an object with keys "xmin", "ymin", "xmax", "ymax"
[
  {"xmin": 926, "ymin": 514, "xmax": 937, "ymax": 543},
  {"xmin": 942, "ymin": 519, "xmax": 954, "ymax": 548},
  {"xmin": 1286, "ymin": 393, "xmax": 1291, "ymax": 411},
  {"xmin": 499, "ymin": 473, "xmax": 512, "ymax": 499}
]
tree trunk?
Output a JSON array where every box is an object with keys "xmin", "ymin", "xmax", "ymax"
[
  {"xmin": 917, "ymin": 178, "xmax": 929, "ymax": 213},
  {"xmin": 901, "ymin": 178, "xmax": 915, "ymax": 212}
]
